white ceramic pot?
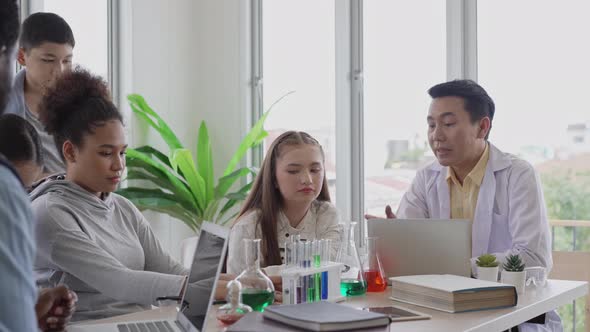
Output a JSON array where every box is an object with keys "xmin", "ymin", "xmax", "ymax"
[
  {"xmin": 501, "ymin": 270, "xmax": 526, "ymax": 294},
  {"xmin": 477, "ymin": 266, "xmax": 499, "ymax": 282}
]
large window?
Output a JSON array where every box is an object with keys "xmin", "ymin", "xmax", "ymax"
[
  {"xmin": 41, "ymin": 0, "xmax": 109, "ymax": 81},
  {"xmin": 479, "ymin": 0, "xmax": 590, "ymax": 251},
  {"xmin": 478, "ymin": 2, "xmax": 590, "ymax": 329},
  {"xmin": 258, "ymin": 2, "xmax": 590, "ymax": 223},
  {"xmin": 363, "ymin": 0, "xmax": 446, "ymax": 215},
  {"xmin": 261, "ymin": 0, "xmax": 337, "ymax": 200}
]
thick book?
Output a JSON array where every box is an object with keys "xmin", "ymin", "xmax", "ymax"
[
  {"xmin": 261, "ymin": 301, "xmax": 390, "ymax": 331},
  {"xmin": 390, "ymin": 274, "xmax": 517, "ymax": 313}
]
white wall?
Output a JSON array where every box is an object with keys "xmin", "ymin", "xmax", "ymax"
[{"xmin": 119, "ymin": 0, "xmax": 251, "ymax": 260}]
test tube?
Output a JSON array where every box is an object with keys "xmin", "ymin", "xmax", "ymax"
[
  {"xmin": 285, "ymin": 241, "xmax": 292, "ymax": 267},
  {"xmin": 299, "ymin": 241, "xmax": 307, "ymax": 303},
  {"xmin": 313, "ymin": 240, "xmax": 321, "ymax": 268},
  {"xmin": 313, "ymin": 240, "xmax": 321, "ymax": 301},
  {"xmin": 305, "ymin": 242, "xmax": 315, "ymax": 302},
  {"xmin": 321, "ymin": 239, "xmax": 330, "ymax": 300},
  {"xmin": 284, "ymin": 241, "xmax": 295, "ymax": 304},
  {"xmin": 321, "ymin": 239, "xmax": 332, "ymax": 264}
]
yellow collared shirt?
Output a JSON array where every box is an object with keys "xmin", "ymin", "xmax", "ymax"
[{"xmin": 446, "ymin": 143, "xmax": 490, "ymax": 221}]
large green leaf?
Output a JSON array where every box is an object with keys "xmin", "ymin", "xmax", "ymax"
[
  {"xmin": 222, "ymin": 91, "xmax": 294, "ymax": 176},
  {"xmin": 134, "ymin": 146, "xmax": 172, "ymax": 168},
  {"xmin": 203, "ymin": 199, "xmax": 221, "ymax": 222},
  {"xmin": 223, "ymin": 111, "xmax": 271, "ymax": 177},
  {"xmin": 215, "ymin": 166, "xmax": 258, "ymax": 199},
  {"xmin": 122, "ymin": 93, "xmax": 289, "ymax": 230},
  {"xmin": 128, "ymin": 94, "xmax": 183, "ymax": 150},
  {"xmin": 124, "ymin": 169, "xmax": 196, "ymax": 213},
  {"xmin": 170, "ymin": 149, "xmax": 207, "ymax": 212},
  {"xmin": 218, "ymin": 181, "xmax": 253, "ymax": 219},
  {"xmin": 196, "ymin": 121, "xmax": 214, "ymax": 202},
  {"xmin": 218, "ymin": 210, "xmax": 240, "ymax": 227},
  {"xmin": 126, "ymin": 149, "xmax": 200, "ymax": 214},
  {"xmin": 117, "ymin": 187, "xmax": 199, "ymax": 231},
  {"xmin": 133, "ymin": 146, "xmax": 186, "ymax": 179}
]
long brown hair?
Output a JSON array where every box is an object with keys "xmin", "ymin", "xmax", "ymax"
[{"xmin": 234, "ymin": 131, "xmax": 331, "ymax": 266}]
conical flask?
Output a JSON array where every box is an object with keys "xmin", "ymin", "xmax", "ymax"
[
  {"xmin": 235, "ymin": 239, "xmax": 275, "ymax": 312},
  {"xmin": 363, "ymin": 237, "xmax": 387, "ymax": 292},
  {"xmin": 336, "ymin": 222, "xmax": 366, "ymax": 296}
]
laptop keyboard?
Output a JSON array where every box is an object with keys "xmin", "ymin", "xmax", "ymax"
[{"xmin": 117, "ymin": 320, "xmax": 178, "ymax": 332}]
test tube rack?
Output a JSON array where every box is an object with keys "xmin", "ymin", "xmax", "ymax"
[{"xmin": 281, "ymin": 261, "xmax": 345, "ymax": 305}]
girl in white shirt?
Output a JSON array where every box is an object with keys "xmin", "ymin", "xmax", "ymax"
[{"xmin": 227, "ymin": 131, "xmax": 342, "ymax": 275}]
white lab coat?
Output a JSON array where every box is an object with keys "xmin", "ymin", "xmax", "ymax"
[{"xmin": 397, "ymin": 143, "xmax": 562, "ymax": 332}]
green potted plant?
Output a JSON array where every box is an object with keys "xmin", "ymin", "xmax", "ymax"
[
  {"xmin": 475, "ymin": 254, "xmax": 499, "ymax": 282},
  {"xmin": 501, "ymin": 254, "xmax": 526, "ymax": 294},
  {"xmin": 116, "ymin": 93, "xmax": 290, "ymax": 233}
]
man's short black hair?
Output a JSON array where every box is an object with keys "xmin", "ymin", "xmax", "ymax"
[
  {"xmin": 428, "ymin": 79, "xmax": 495, "ymax": 139},
  {"xmin": 19, "ymin": 12, "xmax": 75, "ymax": 51}
]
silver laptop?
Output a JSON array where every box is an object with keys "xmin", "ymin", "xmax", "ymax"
[
  {"xmin": 366, "ymin": 219, "xmax": 471, "ymax": 279},
  {"xmin": 70, "ymin": 221, "xmax": 229, "ymax": 332}
]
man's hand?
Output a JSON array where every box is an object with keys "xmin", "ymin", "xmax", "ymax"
[
  {"xmin": 364, "ymin": 205, "xmax": 396, "ymax": 220},
  {"xmin": 35, "ymin": 286, "xmax": 77, "ymax": 332}
]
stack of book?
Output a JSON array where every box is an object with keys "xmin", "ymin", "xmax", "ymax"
[{"xmin": 390, "ymin": 274, "xmax": 517, "ymax": 313}]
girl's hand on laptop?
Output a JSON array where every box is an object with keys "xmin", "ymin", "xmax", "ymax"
[
  {"xmin": 364, "ymin": 205, "xmax": 396, "ymax": 220},
  {"xmin": 35, "ymin": 286, "xmax": 77, "ymax": 332}
]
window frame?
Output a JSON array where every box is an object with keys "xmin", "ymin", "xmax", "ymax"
[
  {"xmin": 21, "ymin": 0, "xmax": 119, "ymax": 106},
  {"xmin": 251, "ymin": 0, "xmax": 477, "ymax": 244}
]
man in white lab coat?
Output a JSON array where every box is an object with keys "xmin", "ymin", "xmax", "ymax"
[{"xmin": 370, "ymin": 80, "xmax": 560, "ymax": 331}]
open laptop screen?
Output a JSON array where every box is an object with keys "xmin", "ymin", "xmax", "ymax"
[{"xmin": 181, "ymin": 227, "xmax": 227, "ymax": 331}]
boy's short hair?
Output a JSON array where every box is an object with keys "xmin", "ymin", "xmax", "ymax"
[{"xmin": 19, "ymin": 12, "xmax": 75, "ymax": 51}]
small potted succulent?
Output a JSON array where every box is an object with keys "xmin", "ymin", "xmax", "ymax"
[
  {"xmin": 501, "ymin": 254, "xmax": 526, "ymax": 294},
  {"xmin": 475, "ymin": 254, "xmax": 500, "ymax": 282}
]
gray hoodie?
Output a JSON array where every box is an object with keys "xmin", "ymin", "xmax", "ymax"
[{"xmin": 30, "ymin": 178, "xmax": 188, "ymax": 321}]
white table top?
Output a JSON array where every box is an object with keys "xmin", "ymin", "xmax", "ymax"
[{"xmin": 73, "ymin": 279, "xmax": 588, "ymax": 332}]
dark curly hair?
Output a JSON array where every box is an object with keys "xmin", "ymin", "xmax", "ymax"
[{"xmin": 39, "ymin": 67, "xmax": 122, "ymax": 160}]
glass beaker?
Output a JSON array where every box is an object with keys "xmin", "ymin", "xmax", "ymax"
[
  {"xmin": 363, "ymin": 237, "xmax": 387, "ymax": 292},
  {"xmin": 336, "ymin": 222, "xmax": 367, "ymax": 296},
  {"xmin": 235, "ymin": 239, "xmax": 275, "ymax": 312}
]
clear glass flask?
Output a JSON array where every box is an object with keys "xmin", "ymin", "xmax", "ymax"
[
  {"xmin": 335, "ymin": 222, "xmax": 367, "ymax": 296},
  {"xmin": 363, "ymin": 237, "xmax": 387, "ymax": 292},
  {"xmin": 216, "ymin": 279, "xmax": 253, "ymax": 325},
  {"xmin": 235, "ymin": 239, "xmax": 275, "ymax": 312}
]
